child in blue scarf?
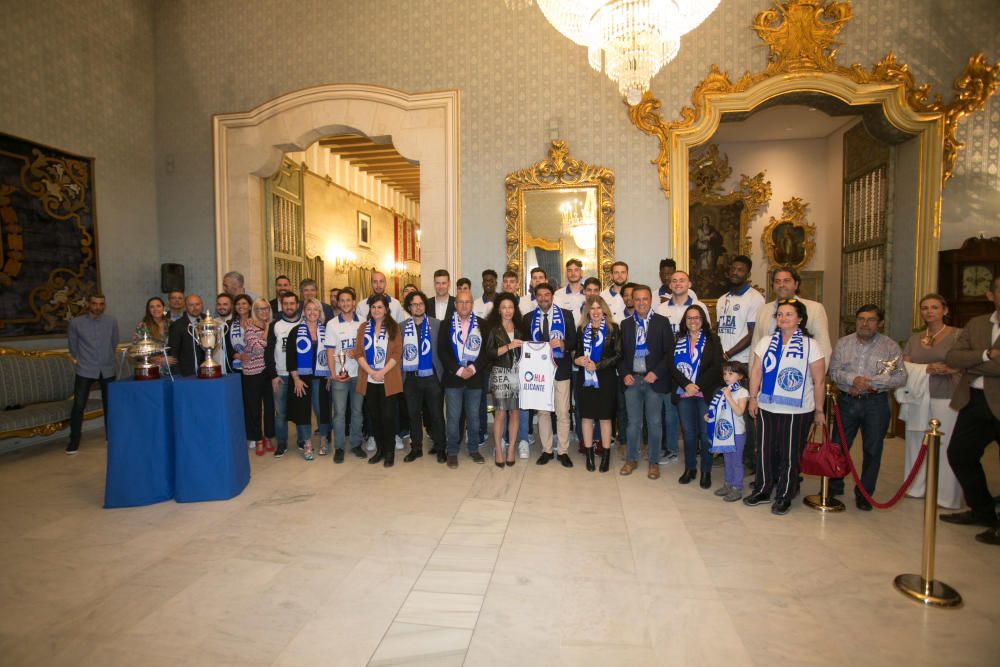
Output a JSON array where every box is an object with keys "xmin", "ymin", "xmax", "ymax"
[{"xmin": 706, "ymin": 361, "xmax": 750, "ymax": 502}]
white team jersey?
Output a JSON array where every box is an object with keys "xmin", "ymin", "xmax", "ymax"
[
  {"xmin": 715, "ymin": 285, "xmax": 765, "ymax": 362},
  {"xmin": 654, "ymin": 294, "xmax": 708, "ymax": 334},
  {"xmin": 751, "ymin": 297, "xmax": 832, "ymax": 359},
  {"xmin": 519, "ymin": 294, "xmax": 537, "ymax": 315},
  {"xmin": 473, "ymin": 294, "xmax": 494, "ymax": 319},
  {"xmin": 270, "ymin": 317, "xmax": 300, "ymax": 376},
  {"xmin": 324, "ymin": 314, "xmax": 362, "ymax": 377},
  {"xmin": 658, "ymin": 284, "xmax": 698, "ymax": 303},
  {"xmin": 600, "ymin": 287, "xmax": 626, "ymax": 323},
  {"xmin": 355, "ymin": 294, "xmax": 405, "ymax": 323},
  {"xmin": 553, "ymin": 285, "xmax": 586, "ymax": 315},
  {"xmin": 518, "ymin": 341, "xmax": 555, "ymax": 412}
]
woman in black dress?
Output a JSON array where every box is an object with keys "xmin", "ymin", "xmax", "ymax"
[{"xmin": 573, "ymin": 295, "xmax": 622, "ymax": 472}]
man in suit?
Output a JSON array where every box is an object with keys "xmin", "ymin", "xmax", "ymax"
[
  {"xmin": 400, "ymin": 290, "xmax": 448, "ymax": 463},
  {"xmin": 618, "ymin": 284, "xmax": 676, "ymax": 480},
  {"xmin": 521, "ymin": 282, "xmax": 578, "ymax": 467},
  {"xmin": 438, "ymin": 292, "xmax": 487, "ymax": 468},
  {"xmin": 428, "ymin": 269, "xmax": 456, "ymax": 322},
  {"xmin": 268, "ymin": 274, "xmax": 292, "ymax": 317},
  {"xmin": 167, "ymin": 294, "xmax": 205, "ymax": 376},
  {"xmin": 943, "ymin": 276, "xmax": 1000, "ymax": 545},
  {"xmin": 300, "ymin": 278, "xmax": 334, "ymax": 322}
]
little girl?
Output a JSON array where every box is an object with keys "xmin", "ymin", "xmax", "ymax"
[{"xmin": 706, "ymin": 361, "xmax": 750, "ymax": 502}]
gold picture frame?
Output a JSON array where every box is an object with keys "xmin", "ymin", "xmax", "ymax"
[{"xmin": 762, "ymin": 197, "xmax": 816, "ymax": 271}]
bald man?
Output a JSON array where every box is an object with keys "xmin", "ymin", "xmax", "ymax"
[{"xmin": 167, "ymin": 294, "xmax": 206, "ymax": 376}]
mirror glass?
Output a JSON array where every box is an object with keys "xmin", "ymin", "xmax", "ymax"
[{"xmin": 522, "ymin": 186, "xmax": 598, "ymax": 287}]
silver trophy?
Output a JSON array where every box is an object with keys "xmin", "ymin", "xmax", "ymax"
[
  {"xmin": 127, "ymin": 331, "xmax": 168, "ymax": 380},
  {"xmin": 875, "ymin": 354, "xmax": 901, "ymax": 377},
  {"xmin": 188, "ymin": 310, "xmax": 226, "ymax": 379},
  {"xmin": 334, "ymin": 349, "xmax": 349, "ymax": 378}
]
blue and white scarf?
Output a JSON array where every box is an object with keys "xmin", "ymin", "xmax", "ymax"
[
  {"xmin": 229, "ymin": 318, "xmax": 244, "ymax": 371},
  {"xmin": 294, "ymin": 321, "xmax": 329, "ymax": 376},
  {"xmin": 707, "ymin": 382, "xmax": 743, "ymax": 454},
  {"xmin": 402, "ymin": 317, "xmax": 434, "ymax": 376},
  {"xmin": 581, "ymin": 318, "xmax": 607, "ymax": 388},
  {"xmin": 673, "ymin": 331, "xmax": 705, "ymax": 395},
  {"xmin": 530, "ymin": 307, "xmax": 565, "ymax": 358},
  {"xmin": 363, "ymin": 319, "xmax": 388, "ymax": 371},
  {"xmin": 759, "ymin": 329, "xmax": 810, "ymax": 408},
  {"xmin": 632, "ymin": 310, "xmax": 653, "ymax": 358},
  {"xmin": 450, "ymin": 312, "xmax": 482, "ymax": 366}
]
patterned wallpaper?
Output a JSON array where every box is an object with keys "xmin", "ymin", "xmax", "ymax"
[
  {"xmin": 5, "ymin": 1, "xmax": 995, "ymax": 318},
  {"xmin": 0, "ymin": 0, "xmax": 158, "ymax": 345}
]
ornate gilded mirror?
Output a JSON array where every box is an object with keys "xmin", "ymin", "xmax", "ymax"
[
  {"xmin": 628, "ymin": 0, "xmax": 998, "ymax": 331},
  {"xmin": 505, "ymin": 141, "xmax": 615, "ymax": 286}
]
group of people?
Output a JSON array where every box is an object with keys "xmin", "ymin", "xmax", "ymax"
[{"xmin": 63, "ymin": 259, "xmax": 1000, "ymax": 544}]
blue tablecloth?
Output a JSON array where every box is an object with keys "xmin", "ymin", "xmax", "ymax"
[
  {"xmin": 104, "ymin": 378, "xmax": 174, "ymax": 508},
  {"xmin": 173, "ymin": 374, "xmax": 250, "ymax": 502}
]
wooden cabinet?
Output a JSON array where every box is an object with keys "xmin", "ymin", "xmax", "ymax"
[{"xmin": 938, "ymin": 237, "xmax": 1000, "ymax": 327}]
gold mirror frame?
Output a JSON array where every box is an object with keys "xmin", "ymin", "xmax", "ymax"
[
  {"xmin": 627, "ymin": 0, "xmax": 998, "ymax": 328},
  {"xmin": 762, "ymin": 197, "xmax": 816, "ymax": 271},
  {"xmin": 505, "ymin": 140, "xmax": 615, "ymax": 286}
]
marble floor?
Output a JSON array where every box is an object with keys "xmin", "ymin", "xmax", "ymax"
[{"xmin": 1, "ymin": 429, "xmax": 998, "ymax": 667}]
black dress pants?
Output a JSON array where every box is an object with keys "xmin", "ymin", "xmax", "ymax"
[
  {"xmin": 242, "ymin": 372, "xmax": 275, "ymax": 441},
  {"xmin": 365, "ymin": 383, "xmax": 398, "ymax": 461},
  {"xmin": 404, "ymin": 374, "xmax": 446, "ymax": 451},
  {"xmin": 948, "ymin": 389, "xmax": 1000, "ymax": 521}
]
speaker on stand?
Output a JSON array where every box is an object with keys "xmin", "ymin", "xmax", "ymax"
[{"xmin": 161, "ymin": 263, "xmax": 185, "ymax": 293}]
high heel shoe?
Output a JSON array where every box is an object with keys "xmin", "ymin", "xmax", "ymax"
[
  {"xmin": 264, "ymin": 438, "xmax": 275, "ymax": 452},
  {"xmin": 599, "ymin": 449, "xmax": 611, "ymax": 473},
  {"xmin": 585, "ymin": 447, "xmax": 596, "ymax": 472},
  {"xmin": 506, "ymin": 450, "xmax": 516, "ymax": 467},
  {"xmin": 255, "ymin": 440, "xmax": 265, "ymax": 456}
]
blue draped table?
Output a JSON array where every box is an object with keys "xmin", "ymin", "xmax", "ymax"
[
  {"xmin": 173, "ymin": 374, "xmax": 250, "ymax": 502},
  {"xmin": 104, "ymin": 378, "xmax": 175, "ymax": 508}
]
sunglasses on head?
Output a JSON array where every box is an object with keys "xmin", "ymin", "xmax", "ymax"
[{"xmin": 777, "ymin": 298, "xmax": 798, "ymax": 305}]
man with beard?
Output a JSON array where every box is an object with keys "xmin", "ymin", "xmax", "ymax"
[
  {"xmin": 601, "ymin": 261, "xmax": 628, "ymax": 322},
  {"xmin": 554, "ymin": 258, "xmax": 586, "ymax": 314}
]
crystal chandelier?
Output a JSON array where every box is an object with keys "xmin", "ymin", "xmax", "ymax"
[
  {"xmin": 560, "ymin": 190, "xmax": 598, "ymax": 250},
  {"xmin": 518, "ymin": 1, "xmax": 719, "ymax": 104}
]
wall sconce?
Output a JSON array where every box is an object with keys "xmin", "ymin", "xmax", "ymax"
[{"xmin": 328, "ymin": 246, "xmax": 357, "ymax": 272}]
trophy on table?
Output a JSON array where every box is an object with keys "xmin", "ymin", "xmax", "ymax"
[
  {"xmin": 188, "ymin": 310, "xmax": 227, "ymax": 379},
  {"xmin": 127, "ymin": 331, "xmax": 169, "ymax": 380}
]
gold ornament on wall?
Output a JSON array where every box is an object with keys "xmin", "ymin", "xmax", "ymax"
[
  {"xmin": 762, "ymin": 197, "xmax": 816, "ymax": 271},
  {"xmin": 626, "ymin": 0, "xmax": 999, "ymax": 196}
]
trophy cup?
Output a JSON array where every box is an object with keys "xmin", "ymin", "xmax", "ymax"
[
  {"xmin": 127, "ymin": 331, "xmax": 168, "ymax": 380},
  {"xmin": 875, "ymin": 355, "xmax": 901, "ymax": 377},
  {"xmin": 335, "ymin": 349, "xmax": 349, "ymax": 379},
  {"xmin": 188, "ymin": 310, "xmax": 225, "ymax": 379}
]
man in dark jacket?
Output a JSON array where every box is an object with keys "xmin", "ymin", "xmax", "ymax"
[
  {"xmin": 438, "ymin": 292, "xmax": 487, "ymax": 468},
  {"xmin": 617, "ymin": 285, "xmax": 676, "ymax": 480},
  {"xmin": 167, "ymin": 294, "xmax": 206, "ymax": 377},
  {"xmin": 520, "ymin": 282, "xmax": 578, "ymax": 467},
  {"xmin": 401, "ymin": 290, "xmax": 448, "ymax": 464}
]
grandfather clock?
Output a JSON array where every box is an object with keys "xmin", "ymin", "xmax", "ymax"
[{"xmin": 938, "ymin": 236, "xmax": 1000, "ymax": 326}]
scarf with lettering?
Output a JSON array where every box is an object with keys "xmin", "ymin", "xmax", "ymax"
[
  {"xmin": 673, "ymin": 331, "xmax": 705, "ymax": 395},
  {"xmin": 229, "ymin": 318, "xmax": 245, "ymax": 371},
  {"xmin": 632, "ymin": 310, "xmax": 653, "ymax": 358},
  {"xmin": 363, "ymin": 319, "xmax": 388, "ymax": 371},
  {"xmin": 581, "ymin": 318, "xmax": 607, "ymax": 388},
  {"xmin": 402, "ymin": 317, "xmax": 434, "ymax": 376},
  {"xmin": 450, "ymin": 312, "xmax": 482, "ymax": 366},
  {"xmin": 760, "ymin": 328, "xmax": 809, "ymax": 408},
  {"xmin": 530, "ymin": 307, "xmax": 565, "ymax": 358},
  {"xmin": 707, "ymin": 382, "xmax": 743, "ymax": 454},
  {"xmin": 294, "ymin": 321, "xmax": 329, "ymax": 376}
]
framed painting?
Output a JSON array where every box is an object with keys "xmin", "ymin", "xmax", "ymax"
[
  {"xmin": 357, "ymin": 210, "xmax": 371, "ymax": 249},
  {"xmin": 763, "ymin": 197, "xmax": 816, "ymax": 271}
]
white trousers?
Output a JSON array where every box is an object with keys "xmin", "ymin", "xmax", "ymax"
[{"xmin": 904, "ymin": 397, "xmax": 963, "ymax": 509}]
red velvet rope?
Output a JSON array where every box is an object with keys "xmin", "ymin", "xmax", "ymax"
[{"xmin": 832, "ymin": 400, "xmax": 928, "ymax": 510}]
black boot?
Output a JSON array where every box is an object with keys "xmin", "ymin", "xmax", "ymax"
[
  {"xmin": 404, "ymin": 447, "xmax": 422, "ymax": 463},
  {"xmin": 699, "ymin": 470, "xmax": 712, "ymax": 489},
  {"xmin": 599, "ymin": 449, "xmax": 611, "ymax": 473},
  {"xmin": 369, "ymin": 443, "xmax": 385, "ymax": 464},
  {"xmin": 585, "ymin": 447, "xmax": 596, "ymax": 472},
  {"xmin": 384, "ymin": 450, "xmax": 395, "ymax": 468}
]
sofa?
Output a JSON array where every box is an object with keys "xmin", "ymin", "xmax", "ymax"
[{"xmin": 0, "ymin": 347, "xmax": 103, "ymax": 438}]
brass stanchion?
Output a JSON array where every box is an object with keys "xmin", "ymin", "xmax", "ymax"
[
  {"xmin": 804, "ymin": 382, "xmax": 845, "ymax": 512},
  {"xmin": 893, "ymin": 419, "xmax": 962, "ymax": 608}
]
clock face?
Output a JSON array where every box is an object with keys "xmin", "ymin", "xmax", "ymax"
[{"xmin": 962, "ymin": 265, "xmax": 993, "ymax": 297}]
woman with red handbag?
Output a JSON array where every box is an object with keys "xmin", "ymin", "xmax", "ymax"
[{"xmin": 744, "ymin": 299, "xmax": 828, "ymax": 515}]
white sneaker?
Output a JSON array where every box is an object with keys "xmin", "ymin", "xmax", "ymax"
[
  {"xmin": 395, "ymin": 435, "xmax": 404, "ymax": 450},
  {"xmin": 366, "ymin": 437, "xmax": 376, "ymax": 452},
  {"xmin": 518, "ymin": 440, "xmax": 530, "ymax": 459}
]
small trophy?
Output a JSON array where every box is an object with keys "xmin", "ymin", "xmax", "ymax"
[
  {"xmin": 875, "ymin": 354, "xmax": 901, "ymax": 377},
  {"xmin": 127, "ymin": 332, "xmax": 168, "ymax": 381},
  {"xmin": 188, "ymin": 310, "xmax": 226, "ymax": 379},
  {"xmin": 335, "ymin": 349, "xmax": 349, "ymax": 378}
]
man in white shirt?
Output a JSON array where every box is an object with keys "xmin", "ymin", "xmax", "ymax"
[
  {"xmin": 656, "ymin": 258, "xmax": 698, "ymax": 304},
  {"xmin": 473, "ymin": 269, "xmax": 497, "ymax": 319},
  {"xmin": 654, "ymin": 270, "xmax": 708, "ymax": 334},
  {"xmin": 429, "ymin": 269, "xmax": 456, "ymax": 321},
  {"xmin": 601, "ymin": 261, "xmax": 629, "ymax": 321},
  {"xmin": 717, "ymin": 255, "xmax": 764, "ymax": 363},
  {"xmin": 519, "ymin": 267, "xmax": 547, "ymax": 315},
  {"xmin": 356, "ymin": 271, "xmax": 405, "ymax": 322},
  {"xmin": 325, "ymin": 287, "xmax": 366, "ymax": 462},
  {"xmin": 750, "ymin": 266, "xmax": 832, "ymax": 358},
  {"xmin": 553, "ymin": 258, "xmax": 586, "ymax": 314}
]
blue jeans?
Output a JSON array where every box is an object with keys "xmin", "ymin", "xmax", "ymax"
[
  {"xmin": 273, "ymin": 376, "xmax": 290, "ymax": 446},
  {"xmin": 295, "ymin": 377, "xmax": 331, "ymax": 443},
  {"xmin": 331, "ymin": 376, "xmax": 364, "ymax": 450},
  {"xmin": 445, "ymin": 387, "xmax": 482, "ymax": 455},
  {"xmin": 624, "ymin": 378, "xmax": 664, "ymax": 464},
  {"xmin": 830, "ymin": 393, "xmax": 891, "ymax": 498},
  {"xmin": 676, "ymin": 396, "xmax": 710, "ymax": 472}
]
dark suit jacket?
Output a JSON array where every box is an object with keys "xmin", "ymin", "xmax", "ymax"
[
  {"xmin": 438, "ymin": 314, "xmax": 487, "ymax": 390},
  {"xmin": 669, "ymin": 331, "xmax": 724, "ymax": 406},
  {"xmin": 402, "ymin": 317, "xmax": 445, "ymax": 381},
  {"xmin": 167, "ymin": 314, "xmax": 205, "ymax": 377},
  {"xmin": 428, "ymin": 295, "xmax": 456, "ymax": 323},
  {"xmin": 519, "ymin": 306, "xmax": 577, "ymax": 381},
  {"xmin": 617, "ymin": 312, "xmax": 676, "ymax": 394},
  {"xmin": 946, "ymin": 312, "xmax": 1000, "ymax": 418}
]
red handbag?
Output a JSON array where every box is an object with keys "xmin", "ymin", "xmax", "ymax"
[{"xmin": 799, "ymin": 424, "xmax": 849, "ymax": 478}]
